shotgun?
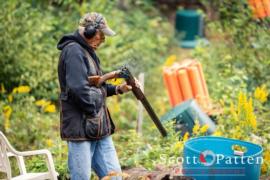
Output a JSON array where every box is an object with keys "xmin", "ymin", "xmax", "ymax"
[{"xmin": 88, "ymin": 66, "xmax": 168, "ymax": 137}]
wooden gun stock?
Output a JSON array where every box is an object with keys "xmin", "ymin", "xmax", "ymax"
[{"xmin": 88, "ymin": 70, "xmax": 122, "ymax": 87}]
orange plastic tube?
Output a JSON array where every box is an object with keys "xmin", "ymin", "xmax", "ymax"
[
  {"xmin": 262, "ymin": 0, "xmax": 270, "ymax": 16},
  {"xmin": 195, "ymin": 62, "xmax": 209, "ymax": 98},
  {"xmin": 172, "ymin": 67, "xmax": 184, "ymax": 106},
  {"xmin": 248, "ymin": 0, "xmax": 255, "ymax": 5},
  {"xmin": 255, "ymin": 0, "xmax": 267, "ymax": 18},
  {"xmin": 177, "ymin": 69, "xmax": 193, "ymax": 101},
  {"xmin": 162, "ymin": 68, "xmax": 175, "ymax": 106},
  {"xmin": 248, "ymin": 0, "xmax": 258, "ymax": 18},
  {"xmin": 164, "ymin": 68, "xmax": 183, "ymax": 106},
  {"xmin": 187, "ymin": 66, "xmax": 204, "ymax": 99}
]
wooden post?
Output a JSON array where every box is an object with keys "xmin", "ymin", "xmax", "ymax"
[{"xmin": 136, "ymin": 73, "xmax": 144, "ymax": 135}]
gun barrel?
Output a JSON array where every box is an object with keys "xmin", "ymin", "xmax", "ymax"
[
  {"xmin": 138, "ymin": 94, "xmax": 168, "ymax": 137},
  {"xmin": 123, "ymin": 67, "xmax": 167, "ymax": 137}
]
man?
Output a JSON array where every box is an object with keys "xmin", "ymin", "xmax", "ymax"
[{"xmin": 57, "ymin": 12, "xmax": 131, "ymax": 180}]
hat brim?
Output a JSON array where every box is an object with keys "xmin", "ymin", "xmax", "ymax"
[{"xmin": 101, "ymin": 27, "xmax": 116, "ymax": 36}]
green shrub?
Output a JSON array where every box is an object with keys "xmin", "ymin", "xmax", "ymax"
[{"xmin": 0, "ymin": 1, "xmax": 59, "ymax": 100}]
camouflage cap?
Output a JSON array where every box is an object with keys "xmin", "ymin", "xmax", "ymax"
[{"xmin": 79, "ymin": 12, "xmax": 116, "ymax": 36}]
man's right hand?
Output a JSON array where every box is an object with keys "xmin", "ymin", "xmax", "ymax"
[{"xmin": 116, "ymin": 82, "xmax": 132, "ymax": 94}]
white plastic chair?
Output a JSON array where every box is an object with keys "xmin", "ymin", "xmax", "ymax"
[{"xmin": 0, "ymin": 131, "xmax": 58, "ymax": 180}]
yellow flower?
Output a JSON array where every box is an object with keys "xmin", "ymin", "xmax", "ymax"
[
  {"xmin": 233, "ymin": 126, "xmax": 242, "ymax": 139},
  {"xmin": 164, "ymin": 55, "xmax": 177, "ymax": 67},
  {"xmin": 12, "ymin": 87, "xmax": 18, "ymax": 94},
  {"xmin": 4, "ymin": 120, "xmax": 10, "ymax": 130},
  {"xmin": 230, "ymin": 101, "xmax": 238, "ymax": 121},
  {"xmin": 36, "ymin": 99, "xmax": 56, "ymax": 113},
  {"xmin": 232, "ymin": 92, "xmax": 257, "ymax": 130},
  {"xmin": 35, "ymin": 99, "xmax": 50, "ymax": 107},
  {"xmin": 46, "ymin": 139, "xmax": 53, "ymax": 148},
  {"xmin": 212, "ymin": 130, "xmax": 222, "ymax": 136},
  {"xmin": 3, "ymin": 105, "xmax": 12, "ymax": 130},
  {"xmin": 3, "ymin": 105, "xmax": 12, "ymax": 120},
  {"xmin": 44, "ymin": 104, "xmax": 56, "ymax": 113},
  {"xmin": 246, "ymin": 98, "xmax": 256, "ymax": 129},
  {"xmin": 174, "ymin": 141, "xmax": 183, "ymax": 151},
  {"xmin": 12, "ymin": 85, "xmax": 31, "ymax": 94},
  {"xmin": 264, "ymin": 151, "xmax": 270, "ymax": 161},
  {"xmin": 192, "ymin": 123, "xmax": 200, "ymax": 134},
  {"xmin": 183, "ymin": 132, "xmax": 189, "ymax": 142},
  {"xmin": 17, "ymin": 86, "xmax": 31, "ymax": 93},
  {"xmin": 200, "ymin": 124, "xmax": 209, "ymax": 134},
  {"xmin": 8, "ymin": 94, "xmax": 13, "ymax": 103},
  {"xmin": 261, "ymin": 151, "xmax": 270, "ymax": 174},
  {"xmin": 0, "ymin": 84, "xmax": 6, "ymax": 93},
  {"xmin": 254, "ymin": 84, "xmax": 268, "ymax": 103},
  {"xmin": 261, "ymin": 163, "xmax": 268, "ymax": 174},
  {"xmin": 237, "ymin": 91, "xmax": 246, "ymax": 115}
]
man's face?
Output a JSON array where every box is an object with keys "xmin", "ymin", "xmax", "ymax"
[{"xmin": 91, "ymin": 30, "xmax": 105, "ymax": 50}]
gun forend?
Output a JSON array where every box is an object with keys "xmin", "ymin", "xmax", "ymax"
[{"xmin": 88, "ymin": 70, "xmax": 121, "ymax": 87}]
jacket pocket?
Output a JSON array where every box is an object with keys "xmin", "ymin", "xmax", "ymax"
[
  {"xmin": 84, "ymin": 87, "xmax": 108, "ymax": 140},
  {"xmin": 85, "ymin": 114, "xmax": 102, "ymax": 139},
  {"xmin": 84, "ymin": 107, "xmax": 109, "ymax": 140}
]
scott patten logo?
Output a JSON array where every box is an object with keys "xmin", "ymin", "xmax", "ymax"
[{"xmin": 199, "ymin": 150, "xmax": 216, "ymax": 166}]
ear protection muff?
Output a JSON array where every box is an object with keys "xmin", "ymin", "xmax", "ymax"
[{"xmin": 84, "ymin": 14, "xmax": 103, "ymax": 39}]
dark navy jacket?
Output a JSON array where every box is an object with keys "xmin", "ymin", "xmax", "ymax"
[{"xmin": 57, "ymin": 30, "xmax": 116, "ymax": 140}]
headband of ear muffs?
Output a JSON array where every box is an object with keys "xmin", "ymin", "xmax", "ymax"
[{"xmin": 84, "ymin": 14, "xmax": 103, "ymax": 39}]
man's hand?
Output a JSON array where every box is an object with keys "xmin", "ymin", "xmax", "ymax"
[
  {"xmin": 116, "ymin": 82, "xmax": 131, "ymax": 94},
  {"xmin": 116, "ymin": 78, "xmax": 141, "ymax": 94}
]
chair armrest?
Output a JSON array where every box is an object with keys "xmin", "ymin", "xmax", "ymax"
[
  {"xmin": 14, "ymin": 149, "xmax": 58, "ymax": 180},
  {"xmin": 7, "ymin": 150, "xmax": 51, "ymax": 176},
  {"xmin": 15, "ymin": 149, "xmax": 51, "ymax": 157}
]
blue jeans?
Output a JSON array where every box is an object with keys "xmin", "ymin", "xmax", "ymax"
[{"xmin": 68, "ymin": 136, "xmax": 122, "ymax": 180}]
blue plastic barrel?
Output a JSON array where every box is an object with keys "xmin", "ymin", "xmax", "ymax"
[{"xmin": 183, "ymin": 136, "xmax": 263, "ymax": 180}]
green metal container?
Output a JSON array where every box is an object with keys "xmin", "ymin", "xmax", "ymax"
[
  {"xmin": 161, "ymin": 99, "xmax": 215, "ymax": 136},
  {"xmin": 175, "ymin": 9, "xmax": 204, "ymax": 48}
]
